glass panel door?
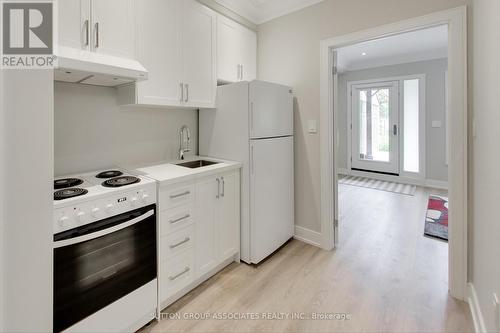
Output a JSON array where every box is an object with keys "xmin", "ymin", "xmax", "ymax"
[{"xmin": 351, "ymin": 81, "xmax": 399, "ymax": 174}]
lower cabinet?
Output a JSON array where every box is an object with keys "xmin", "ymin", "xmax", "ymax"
[{"xmin": 158, "ymin": 169, "xmax": 240, "ymax": 307}]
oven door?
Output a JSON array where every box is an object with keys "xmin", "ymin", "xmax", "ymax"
[{"xmin": 53, "ymin": 204, "xmax": 157, "ymax": 333}]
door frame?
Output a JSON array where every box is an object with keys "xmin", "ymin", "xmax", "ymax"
[
  {"xmin": 319, "ymin": 6, "xmax": 468, "ymax": 300},
  {"xmin": 346, "ymin": 74, "xmax": 427, "ymax": 180}
]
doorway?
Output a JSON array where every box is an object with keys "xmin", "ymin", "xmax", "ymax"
[{"xmin": 319, "ymin": 7, "xmax": 468, "ymax": 300}]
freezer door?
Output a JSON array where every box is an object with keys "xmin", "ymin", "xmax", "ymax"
[
  {"xmin": 250, "ymin": 136, "xmax": 294, "ymax": 263},
  {"xmin": 249, "ymin": 81, "xmax": 293, "ymax": 139}
]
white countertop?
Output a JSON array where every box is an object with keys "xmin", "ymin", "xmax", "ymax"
[{"xmin": 131, "ymin": 156, "xmax": 242, "ymax": 186}]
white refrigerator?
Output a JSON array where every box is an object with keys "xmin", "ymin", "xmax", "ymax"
[{"xmin": 200, "ymin": 80, "xmax": 294, "ymax": 264}]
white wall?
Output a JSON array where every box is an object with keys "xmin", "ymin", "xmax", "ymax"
[
  {"xmin": 338, "ymin": 58, "xmax": 448, "ymax": 182},
  {"xmin": 54, "ymin": 82, "xmax": 199, "ymax": 176},
  {"xmin": 470, "ymin": 0, "xmax": 500, "ymax": 330},
  {"xmin": 2, "ymin": 70, "xmax": 53, "ymax": 332},
  {"xmin": 0, "ymin": 54, "xmax": 5, "ymax": 333},
  {"xmin": 258, "ymin": 0, "xmax": 470, "ymax": 233}
]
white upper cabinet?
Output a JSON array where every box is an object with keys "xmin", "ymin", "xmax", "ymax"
[
  {"xmin": 58, "ymin": 0, "xmax": 91, "ymax": 50},
  {"xmin": 119, "ymin": 0, "xmax": 216, "ymax": 109},
  {"xmin": 216, "ymin": 14, "xmax": 257, "ymax": 83},
  {"xmin": 57, "ymin": 0, "xmax": 135, "ymax": 58},
  {"xmin": 182, "ymin": 0, "xmax": 217, "ymax": 108},
  {"xmin": 91, "ymin": 0, "xmax": 135, "ymax": 58},
  {"xmin": 134, "ymin": 0, "xmax": 183, "ymax": 106}
]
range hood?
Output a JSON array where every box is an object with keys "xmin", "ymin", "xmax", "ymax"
[{"xmin": 54, "ymin": 46, "xmax": 148, "ymax": 87}]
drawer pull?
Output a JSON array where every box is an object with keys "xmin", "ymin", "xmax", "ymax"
[
  {"xmin": 169, "ymin": 237, "xmax": 190, "ymax": 249},
  {"xmin": 170, "ymin": 191, "xmax": 190, "ymax": 199},
  {"xmin": 169, "ymin": 214, "xmax": 190, "ymax": 225},
  {"xmin": 169, "ymin": 267, "xmax": 190, "ymax": 281}
]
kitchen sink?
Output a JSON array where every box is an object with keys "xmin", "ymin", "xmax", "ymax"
[{"xmin": 176, "ymin": 160, "xmax": 220, "ymax": 169}]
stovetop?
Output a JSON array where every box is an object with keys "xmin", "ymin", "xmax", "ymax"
[{"xmin": 53, "ymin": 168, "xmax": 157, "ymax": 234}]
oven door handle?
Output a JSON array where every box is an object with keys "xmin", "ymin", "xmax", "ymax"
[{"xmin": 53, "ymin": 209, "xmax": 154, "ymax": 249}]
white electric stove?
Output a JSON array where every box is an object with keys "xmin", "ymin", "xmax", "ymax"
[{"xmin": 53, "ymin": 168, "xmax": 158, "ymax": 333}]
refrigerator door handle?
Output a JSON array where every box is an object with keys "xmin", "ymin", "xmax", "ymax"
[
  {"xmin": 250, "ymin": 146, "xmax": 254, "ymax": 175},
  {"xmin": 250, "ymin": 102, "xmax": 254, "ymax": 134}
]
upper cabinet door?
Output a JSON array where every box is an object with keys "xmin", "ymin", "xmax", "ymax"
[
  {"xmin": 240, "ymin": 26, "xmax": 257, "ymax": 81},
  {"xmin": 91, "ymin": 0, "xmax": 135, "ymax": 58},
  {"xmin": 182, "ymin": 0, "xmax": 216, "ymax": 108},
  {"xmin": 135, "ymin": 0, "xmax": 183, "ymax": 106},
  {"xmin": 58, "ymin": 0, "xmax": 91, "ymax": 50},
  {"xmin": 216, "ymin": 15, "xmax": 240, "ymax": 83}
]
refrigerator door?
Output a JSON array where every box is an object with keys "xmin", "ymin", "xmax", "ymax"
[
  {"xmin": 249, "ymin": 136, "xmax": 294, "ymax": 264},
  {"xmin": 249, "ymin": 81, "xmax": 293, "ymax": 139}
]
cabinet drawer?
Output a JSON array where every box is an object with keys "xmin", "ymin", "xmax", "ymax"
[
  {"xmin": 161, "ymin": 225, "xmax": 194, "ymax": 259},
  {"xmin": 160, "ymin": 250, "xmax": 195, "ymax": 301},
  {"xmin": 160, "ymin": 204, "xmax": 194, "ymax": 236},
  {"xmin": 160, "ymin": 182, "xmax": 195, "ymax": 210}
]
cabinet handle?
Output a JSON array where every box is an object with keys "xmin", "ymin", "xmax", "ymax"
[
  {"xmin": 180, "ymin": 83, "xmax": 184, "ymax": 102},
  {"xmin": 237, "ymin": 64, "xmax": 240, "ymax": 80},
  {"xmin": 170, "ymin": 190, "xmax": 190, "ymax": 199},
  {"xmin": 169, "ymin": 237, "xmax": 190, "ymax": 249},
  {"xmin": 169, "ymin": 267, "xmax": 190, "ymax": 281},
  {"xmin": 393, "ymin": 124, "xmax": 398, "ymax": 136},
  {"xmin": 240, "ymin": 65, "xmax": 244, "ymax": 80},
  {"xmin": 185, "ymin": 84, "xmax": 189, "ymax": 102},
  {"xmin": 221, "ymin": 177, "xmax": 225, "ymax": 197},
  {"xmin": 169, "ymin": 214, "xmax": 190, "ymax": 225},
  {"xmin": 94, "ymin": 22, "xmax": 99, "ymax": 48},
  {"xmin": 84, "ymin": 19, "xmax": 89, "ymax": 46},
  {"xmin": 216, "ymin": 178, "xmax": 220, "ymax": 199}
]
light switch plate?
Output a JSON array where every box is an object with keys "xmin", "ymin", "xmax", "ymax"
[
  {"xmin": 308, "ymin": 120, "xmax": 318, "ymax": 134},
  {"xmin": 432, "ymin": 120, "xmax": 442, "ymax": 128}
]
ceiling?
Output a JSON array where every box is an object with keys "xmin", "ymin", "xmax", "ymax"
[
  {"xmin": 212, "ymin": 0, "xmax": 325, "ymax": 24},
  {"xmin": 337, "ymin": 25, "xmax": 448, "ymax": 73}
]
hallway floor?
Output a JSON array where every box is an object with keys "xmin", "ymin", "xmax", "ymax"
[{"xmin": 141, "ymin": 185, "xmax": 473, "ymax": 332}]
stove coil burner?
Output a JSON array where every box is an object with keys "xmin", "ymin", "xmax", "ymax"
[
  {"xmin": 96, "ymin": 170, "xmax": 124, "ymax": 179},
  {"xmin": 54, "ymin": 188, "xmax": 88, "ymax": 201},
  {"xmin": 54, "ymin": 178, "xmax": 84, "ymax": 190},
  {"xmin": 102, "ymin": 176, "xmax": 141, "ymax": 188}
]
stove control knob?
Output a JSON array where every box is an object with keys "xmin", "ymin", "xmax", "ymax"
[
  {"xmin": 91, "ymin": 207, "xmax": 100, "ymax": 217},
  {"xmin": 58, "ymin": 215, "xmax": 70, "ymax": 228},
  {"xmin": 141, "ymin": 193, "xmax": 149, "ymax": 203},
  {"xmin": 105, "ymin": 203, "xmax": 113, "ymax": 213},
  {"xmin": 75, "ymin": 211, "xmax": 85, "ymax": 222}
]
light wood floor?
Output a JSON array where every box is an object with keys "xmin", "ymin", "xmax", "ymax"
[{"xmin": 141, "ymin": 185, "xmax": 473, "ymax": 333}]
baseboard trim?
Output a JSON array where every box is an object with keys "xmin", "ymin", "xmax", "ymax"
[
  {"xmin": 338, "ymin": 168, "xmax": 448, "ymax": 190},
  {"xmin": 294, "ymin": 226, "xmax": 322, "ymax": 247},
  {"xmin": 467, "ymin": 283, "xmax": 487, "ymax": 333}
]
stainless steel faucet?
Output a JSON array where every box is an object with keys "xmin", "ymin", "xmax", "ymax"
[{"xmin": 178, "ymin": 125, "xmax": 191, "ymax": 160}]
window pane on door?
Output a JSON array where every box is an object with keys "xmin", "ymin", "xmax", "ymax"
[
  {"xmin": 358, "ymin": 88, "xmax": 390, "ymax": 162},
  {"xmin": 403, "ymin": 79, "xmax": 419, "ymax": 173}
]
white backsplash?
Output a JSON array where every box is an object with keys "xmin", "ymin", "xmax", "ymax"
[{"xmin": 54, "ymin": 82, "xmax": 198, "ymax": 176}]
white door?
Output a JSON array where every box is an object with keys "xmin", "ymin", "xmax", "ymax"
[
  {"xmin": 135, "ymin": 0, "xmax": 183, "ymax": 106},
  {"xmin": 250, "ymin": 136, "xmax": 294, "ymax": 264},
  {"xmin": 58, "ymin": 0, "xmax": 91, "ymax": 50},
  {"xmin": 249, "ymin": 81, "xmax": 293, "ymax": 139},
  {"xmin": 239, "ymin": 26, "xmax": 257, "ymax": 81},
  {"xmin": 182, "ymin": 0, "xmax": 216, "ymax": 108},
  {"xmin": 218, "ymin": 171, "xmax": 240, "ymax": 260},
  {"xmin": 91, "ymin": 0, "xmax": 135, "ymax": 58},
  {"xmin": 195, "ymin": 176, "xmax": 218, "ymax": 276},
  {"xmin": 351, "ymin": 81, "xmax": 400, "ymax": 174},
  {"xmin": 216, "ymin": 14, "xmax": 240, "ymax": 83}
]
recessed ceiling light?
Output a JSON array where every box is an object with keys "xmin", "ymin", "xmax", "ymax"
[{"xmin": 361, "ymin": 52, "xmax": 367, "ymax": 56}]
